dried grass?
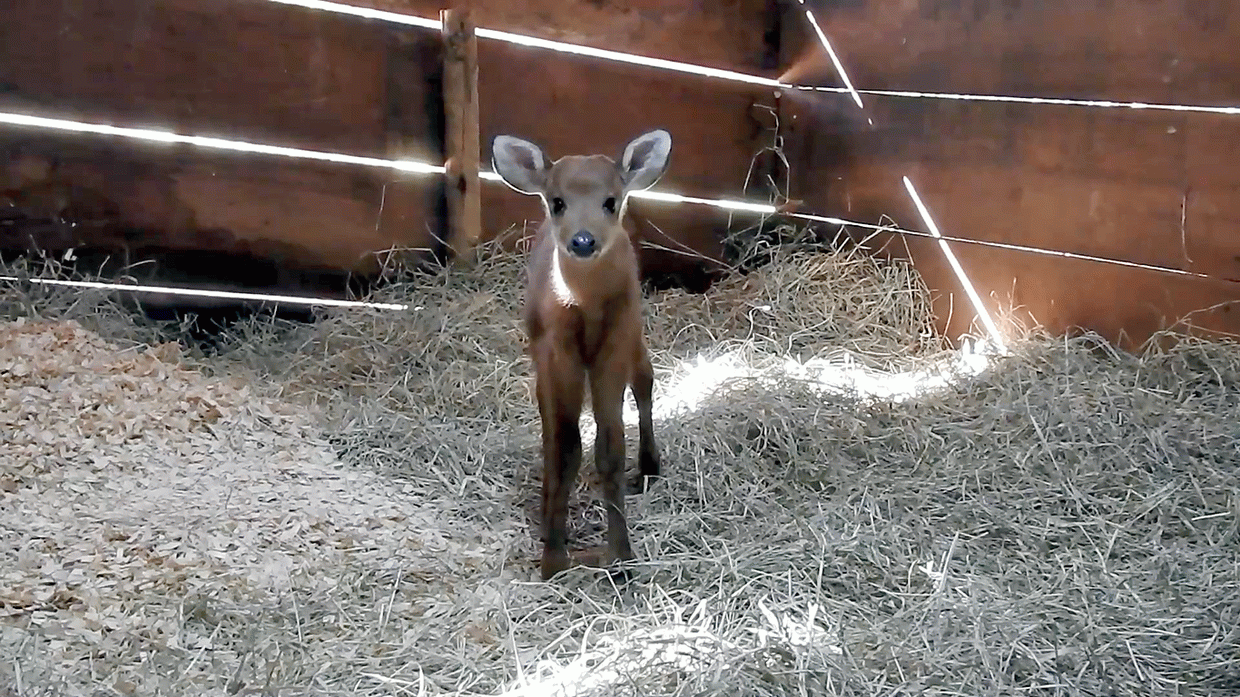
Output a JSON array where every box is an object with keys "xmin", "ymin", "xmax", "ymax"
[{"xmin": 1, "ymin": 236, "xmax": 1238, "ymax": 697}]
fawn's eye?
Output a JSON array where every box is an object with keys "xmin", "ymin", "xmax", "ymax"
[
  {"xmin": 550, "ymin": 197, "xmax": 566, "ymax": 215},
  {"xmin": 602, "ymin": 197, "xmax": 617, "ymax": 214}
]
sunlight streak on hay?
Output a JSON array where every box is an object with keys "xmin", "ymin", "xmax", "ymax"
[
  {"xmin": 495, "ymin": 596, "xmax": 841, "ymax": 697},
  {"xmin": 623, "ymin": 338, "xmax": 996, "ymax": 428}
]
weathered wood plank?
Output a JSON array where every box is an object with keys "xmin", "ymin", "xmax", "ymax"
[
  {"xmin": 783, "ymin": 0, "xmax": 1240, "ymax": 106},
  {"xmin": 0, "ymin": 131, "xmax": 441, "ymax": 278},
  {"xmin": 350, "ymin": 0, "xmax": 776, "ymax": 73},
  {"xmin": 782, "ymin": 93, "xmax": 1240, "ymax": 280},
  {"xmin": 0, "ymin": 0, "xmax": 443, "ymax": 161},
  {"xmin": 477, "ymin": 39, "xmax": 777, "ymax": 201},
  {"xmin": 875, "ymin": 233, "xmax": 1240, "ymax": 349}
]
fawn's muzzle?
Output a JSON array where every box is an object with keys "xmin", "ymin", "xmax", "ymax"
[{"xmin": 568, "ymin": 231, "xmax": 597, "ymax": 258}]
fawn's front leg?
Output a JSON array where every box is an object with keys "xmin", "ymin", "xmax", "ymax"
[{"xmin": 534, "ymin": 342, "xmax": 585, "ymax": 581}]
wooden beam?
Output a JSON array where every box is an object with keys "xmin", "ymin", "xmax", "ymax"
[{"xmin": 441, "ymin": 7, "xmax": 482, "ymax": 262}]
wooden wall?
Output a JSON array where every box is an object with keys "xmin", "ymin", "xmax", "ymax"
[
  {"xmin": 0, "ymin": 0, "xmax": 777, "ymax": 300},
  {"xmin": 3, "ymin": 0, "xmax": 1238, "ymax": 348},
  {"xmin": 780, "ymin": 0, "xmax": 1240, "ymax": 348}
]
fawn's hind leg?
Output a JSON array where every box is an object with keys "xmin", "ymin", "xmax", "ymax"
[
  {"xmin": 629, "ymin": 340, "xmax": 661, "ymax": 493},
  {"xmin": 590, "ymin": 362, "xmax": 636, "ymax": 567}
]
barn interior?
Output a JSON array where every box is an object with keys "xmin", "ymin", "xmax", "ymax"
[{"xmin": 2, "ymin": 1, "xmax": 1239, "ymax": 695}]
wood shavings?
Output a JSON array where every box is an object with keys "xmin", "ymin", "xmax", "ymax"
[
  {"xmin": 1, "ymin": 318, "xmax": 238, "ymax": 479},
  {"xmin": 0, "ymin": 318, "xmax": 501, "ymax": 694}
]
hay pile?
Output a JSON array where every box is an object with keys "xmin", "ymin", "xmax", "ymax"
[{"xmin": 1, "ymin": 240, "xmax": 1238, "ymax": 697}]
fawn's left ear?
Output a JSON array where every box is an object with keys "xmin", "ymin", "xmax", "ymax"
[{"xmin": 618, "ymin": 129, "xmax": 672, "ymax": 194}]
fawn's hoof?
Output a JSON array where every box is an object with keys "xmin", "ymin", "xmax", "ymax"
[
  {"xmin": 562, "ymin": 546, "xmax": 638, "ymax": 585},
  {"xmin": 605, "ymin": 564, "xmax": 635, "ymax": 585},
  {"xmin": 629, "ymin": 472, "xmax": 660, "ymax": 494},
  {"xmin": 540, "ymin": 549, "xmax": 570, "ymax": 581},
  {"xmin": 633, "ymin": 450, "xmax": 661, "ymax": 494}
]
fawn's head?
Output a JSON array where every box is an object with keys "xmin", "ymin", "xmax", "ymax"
[{"xmin": 491, "ymin": 129, "xmax": 672, "ymax": 262}]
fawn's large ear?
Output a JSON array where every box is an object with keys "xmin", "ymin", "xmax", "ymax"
[
  {"xmin": 491, "ymin": 135, "xmax": 549, "ymax": 195},
  {"xmin": 618, "ymin": 129, "xmax": 672, "ymax": 193}
]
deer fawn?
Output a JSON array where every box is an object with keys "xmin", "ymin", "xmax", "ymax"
[{"xmin": 491, "ymin": 129, "xmax": 671, "ymax": 581}]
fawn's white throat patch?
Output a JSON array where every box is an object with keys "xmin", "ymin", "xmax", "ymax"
[{"xmin": 550, "ymin": 246, "xmax": 577, "ymax": 306}]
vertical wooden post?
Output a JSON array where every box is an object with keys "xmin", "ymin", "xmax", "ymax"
[
  {"xmin": 441, "ymin": 7, "xmax": 482, "ymax": 263},
  {"xmin": 760, "ymin": 0, "xmax": 785, "ymax": 71}
]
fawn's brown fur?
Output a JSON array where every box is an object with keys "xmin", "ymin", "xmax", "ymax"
[{"xmin": 491, "ymin": 129, "xmax": 672, "ymax": 580}]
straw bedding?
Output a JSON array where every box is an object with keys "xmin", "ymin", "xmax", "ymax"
[{"xmin": 0, "ymin": 240, "xmax": 1237, "ymax": 697}]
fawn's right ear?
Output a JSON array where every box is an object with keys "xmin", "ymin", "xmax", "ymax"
[{"xmin": 491, "ymin": 135, "xmax": 549, "ymax": 195}]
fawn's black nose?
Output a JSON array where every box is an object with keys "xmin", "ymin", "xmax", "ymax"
[{"xmin": 568, "ymin": 230, "xmax": 597, "ymax": 258}]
